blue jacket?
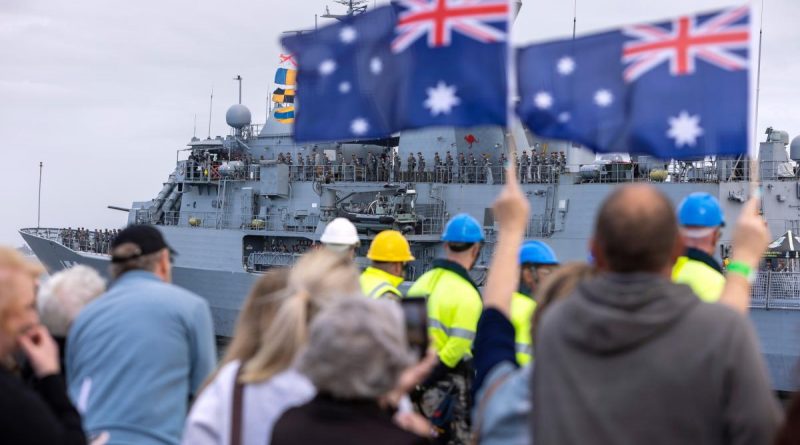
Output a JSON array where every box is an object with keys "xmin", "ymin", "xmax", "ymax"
[{"xmin": 67, "ymin": 270, "xmax": 216, "ymax": 445}]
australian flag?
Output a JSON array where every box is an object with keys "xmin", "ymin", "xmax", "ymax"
[
  {"xmin": 281, "ymin": 0, "xmax": 509, "ymax": 142},
  {"xmin": 516, "ymin": 6, "xmax": 750, "ymax": 160}
]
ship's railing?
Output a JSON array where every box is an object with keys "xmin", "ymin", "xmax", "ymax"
[
  {"xmin": 750, "ymin": 271, "xmax": 800, "ymax": 310},
  {"xmin": 569, "ymin": 159, "xmax": 800, "ymax": 184},
  {"xmin": 526, "ymin": 216, "xmax": 553, "ymax": 238},
  {"xmin": 247, "ymin": 252, "xmax": 302, "ymax": 272},
  {"xmin": 285, "ymin": 164, "xmax": 561, "ymax": 185},
  {"xmin": 242, "ymin": 213, "xmax": 320, "ymax": 233},
  {"xmin": 182, "ymin": 160, "xmax": 261, "ymax": 182},
  {"xmin": 22, "ymin": 228, "xmax": 116, "ymax": 255},
  {"xmin": 162, "ymin": 211, "xmax": 226, "ymax": 229},
  {"xmin": 415, "ymin": 203, "xmax": 446, "ymax": 235}
]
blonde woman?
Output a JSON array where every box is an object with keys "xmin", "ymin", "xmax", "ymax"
[{"xmin": 183, "ymin": 249, "xmax": 361, "ymax": 445}]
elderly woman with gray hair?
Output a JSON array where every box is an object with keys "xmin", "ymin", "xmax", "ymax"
[
  {"xmin": 36, "ymin": 265, "xmax": 106, "ymax": 376},
  {"xmin": 271, "ymin": 297, "xmax": 432, "ymax": 445}
]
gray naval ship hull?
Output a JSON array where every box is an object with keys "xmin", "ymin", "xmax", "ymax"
[{"xmin": 20, "ymin": 174, "xmax": 800, "ymax": 392}]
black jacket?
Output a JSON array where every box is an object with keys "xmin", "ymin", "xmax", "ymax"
[
  {"xmin": 272, "ymin": 394, "xmax": 429, "ymax": 445},
  {"xmin": 533, "ymin": 273, "xmax": 782, "ymax": 445},
  {"xmin": 0, "ymin": 365, "xmax": 86, "ymax": 444}
]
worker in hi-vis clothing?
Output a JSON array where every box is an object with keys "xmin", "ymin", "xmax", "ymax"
[
  {"xmin": 672, "ymin": 192, "xmax": 726, "ymax": 302},
  {"xmin": 359, "ymin": 230, "xmax": 414, "ymax": 301},
  {"xmin": 513, "ymin": 240, "xmax": 560, "ymax": 365},
  {"xmin": 407, "ymin": 213, "xmax": 484, "ymax": 443}
]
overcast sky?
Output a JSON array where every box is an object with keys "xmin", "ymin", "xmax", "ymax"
[{"xmin": 1, "ymin": 0, "xmax": 797, "ymax": 246}]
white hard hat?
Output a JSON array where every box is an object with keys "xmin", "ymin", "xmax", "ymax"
[{"xmin": 320, "ymin": 217, "xmax": 360, "ymax": 246}]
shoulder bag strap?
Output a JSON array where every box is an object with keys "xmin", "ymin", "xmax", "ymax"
[
  {"xmin": 470, "ymin": 369, "xmax": 515, "ymax": 445},
  {"xmin": 230, "ymin": 364, "xmax": 245, "ymax": 445}
]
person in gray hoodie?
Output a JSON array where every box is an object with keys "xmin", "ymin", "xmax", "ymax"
[{"xmin": 533, "ymin": 184, "xmax": 783, "ymax": 445}]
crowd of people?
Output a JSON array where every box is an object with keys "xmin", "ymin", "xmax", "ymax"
[
  {"xmin": 59, "ymin": 228, "xmax": 121, "ymax": 255},
  {"xmin": 3, "ymin": 163, "xmax": 800, "ymax": 445},
  {"xmin": 272, "ymin": 148, "xmax": 565, "ymax": 185}
]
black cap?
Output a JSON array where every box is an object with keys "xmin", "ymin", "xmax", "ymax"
[{"xmin": 110, "ymin": 225, "xmax": 175, "ymax": 263}]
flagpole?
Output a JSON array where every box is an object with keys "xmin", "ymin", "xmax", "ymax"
[
  {"xmin": 37, "ymin": 162, "xmax": 43, "ymax": 229},
  {"xmin": 572, "ymin": 0, "xmax": 577, "ymax": 40},
  {"xmin": 505, "ymin": 0, "xmax": 519, "ymax": 177},
  {"xmin": 750, "ymin": 0, "xmax": 765, "ymax": 191}
]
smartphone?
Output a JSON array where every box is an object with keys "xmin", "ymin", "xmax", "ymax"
[{"xmin": 400, "ymin": 297, "xmax": 429, "ymax": 359}]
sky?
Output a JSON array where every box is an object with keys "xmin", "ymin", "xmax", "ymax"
[{"xmin": 1, "ymin": 0, "xmax": 797, "ymax": 246}]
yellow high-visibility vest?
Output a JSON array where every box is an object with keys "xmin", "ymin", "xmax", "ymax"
[
  {"xmin": 407, "ymin": 260, "xmax": 482, "ymax": 368},
  {"xmin": 359, "ymin": 266, "xmax": 403, "ymax": 301},
  {"xmin": 672, "ymin": 255, "xmax": 725, "ymax": 303},
  {"xmin": 510, "ymin": 292, "xmax": 537, "ymax": 366}
]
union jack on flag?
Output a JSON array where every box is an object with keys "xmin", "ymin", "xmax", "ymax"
[
  {"xmin": 622, "ymin": 5, "xmax": 750, "ymax": 82},
  {"xmin": 392, "ymin": 0, "xmax": 509, "ymax": 53}
]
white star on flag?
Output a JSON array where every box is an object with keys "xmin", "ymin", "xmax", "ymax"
[
  {"xmin": 667, "ymin": 111, "xmax": 704, "ymax": 147},
  {"xmin": 340, "ymin": 26, "xmax": 358, "ymax": 44},
  {"xmin": 594, "ymin": 89, "xmax": 613, "ymax": 107},
  {"xmin": 319, "ymin": 59, "xmax": 337, "ymax": 76},
  {"xmin": 534, "ymin": 91, "xmax": 553, "ymax": 110},
  {"xmin": 557, "ymin": 57, "xmax": 575, "ymax": 75},
  {"xmin": 557, "ymin": 112, "xmax": 571, "ymax": 123},
  {"xmin": 351, "ymin": 118, "xmax": 369, "ymax": 135},
  {"xmin": 338, "ymin": 82, "xmax": 351, "ymax": 94},
  {"xmin": 424, "ymin": 81, "xmax": 460, "ymax": 116},
  {"xmin": 370, "ymin": 57, "xmax": 383, "ymax": 75}
]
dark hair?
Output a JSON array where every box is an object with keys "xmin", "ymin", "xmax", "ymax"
[
  {"xmin": 446, "ymin": 242, "xmax": 476, "ymax": 253},
  {"xmin": 594, "ymin": 185, "xmax": 678, "ymax": 273}
]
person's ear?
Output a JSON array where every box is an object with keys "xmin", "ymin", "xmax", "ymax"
[{"xmin": 590, "ymin": 237, "xmax": 607, "ymax": 271}]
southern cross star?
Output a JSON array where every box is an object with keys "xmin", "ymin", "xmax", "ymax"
[
  {"xmin": 533, "ymin": 91, "xmax": 553, "ymax": 110},
  {"xmin": 340, "ymin": 26, "xmax": 357, "ymax": 44},
  {"xmin": 370, "ymin": 57, "xmax": 383, "ymax": 75},
  {"xmin": 594, "ymin": 89, "xmax": 613, "ymax": 107},
  {"xmin": 350, "ymin": 118, "xmax": 369, "ymax": 135},
  {"xmin": 424, "ymin": 81, "xmax": 461, "ymax": 116},
  {"xmin": 667, "ymin": 111, "xmax": 704, "ymax": 147},
  {"xmin": 319, "ymin": 59, "xmax": 337, "ymax": 76},
  {"xmin": 557, "ymin": 57, "xmax": 576, "ymax": 75}
]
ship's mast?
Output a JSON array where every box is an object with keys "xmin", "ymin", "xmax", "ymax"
[
  {"xmin": 322, "ymin": 0, "xmax": 368, "ymax": 21},
  {"xmin": 234, "ymin": 75, "xmax": 243, "ymax": 105}
]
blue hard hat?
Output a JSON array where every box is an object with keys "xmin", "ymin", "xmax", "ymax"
[
  {"xmin": 519, "ymin": 240, "xmax": 559, "ymax": 266},
  {"xmin": 677, "ymin": 192, "xmax": 725, "ymax": 227},
  {"xmin": 441, "ymin": 213, "xmax": 484, "ymax": 243}
]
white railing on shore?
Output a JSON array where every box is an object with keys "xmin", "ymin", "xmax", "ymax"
[{"xmin": 750, "ymin": 271, "xmax": 800, "ymax": 310}]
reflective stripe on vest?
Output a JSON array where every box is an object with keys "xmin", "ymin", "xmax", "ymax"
[
  {"xmin": 360, "ymin": 267, "xmax": 402, "ymax": 300},
  {"xmin": 429, "ymin": 317, "xmax": 476, "ymax": 341},
  {"xmin": 367, "ymin": 283, "xmax": 398, "ymax": 299},
  {"xmin": 516, "ymin": 343, "xmax": 532, "ymax": 356}
]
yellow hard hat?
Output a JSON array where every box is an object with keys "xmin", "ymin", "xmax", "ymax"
[{"xmin": 367, "ymin": 230, "xmax": 415, "ymax": 262}]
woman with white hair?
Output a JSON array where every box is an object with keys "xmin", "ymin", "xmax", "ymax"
[
  {"xmin": 270, "ymin": 297, "xmax": 431, "ymax": 445},
  {"xmin": 183, "ymin": 249, "xmax": 361, "ymax": 445},
  {"xmin": 37, "ymin": 265, "xmax": 106, "ymax": 375}
]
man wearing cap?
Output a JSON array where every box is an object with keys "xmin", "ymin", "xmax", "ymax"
[
  {"xmin": 672, "ymin": 192, "xmax": 727, "ymax": 302},
  {"xmin": 359, "ymin": 230, "xmax": 414, "ymax": 301},
  {"xmin": 407, "ymin": 213, "xmax": 484, "ymax": 443},
  {"xmin": 66, "ymin": 225, "xmax": 215, "ymax": 445}
]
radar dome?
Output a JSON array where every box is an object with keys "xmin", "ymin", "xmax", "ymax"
[
  {"xmin": 226, "ymin": 104, "xmax": 251, "ymax": 129},
  {"xmin": 790, "ymin": 135, "xmax": 800, "ymax": 161}
]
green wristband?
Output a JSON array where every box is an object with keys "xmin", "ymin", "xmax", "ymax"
[{"xmin": 727, "ymin": 261, "xmax": 755, "ymax": 283}]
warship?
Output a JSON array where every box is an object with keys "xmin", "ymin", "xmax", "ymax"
[{"xmin": 19, "ymin": 2, "xmax": 800, "ymax": 393}]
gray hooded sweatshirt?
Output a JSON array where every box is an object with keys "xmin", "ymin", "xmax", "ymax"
[{"xmin": 533, "ymin": 273, "xmax": 782, "ymax": 445}]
